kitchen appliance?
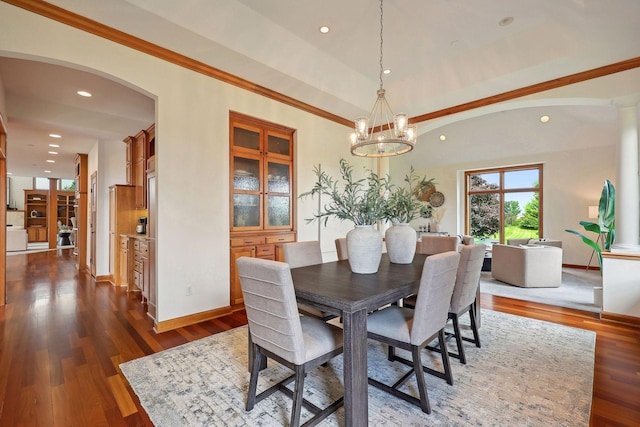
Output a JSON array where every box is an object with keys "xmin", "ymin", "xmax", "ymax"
[{"xmin": 136, "ymin": 217, "xmax": 147, "ymax": 234}]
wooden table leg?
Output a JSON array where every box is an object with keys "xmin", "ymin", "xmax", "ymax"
[{"xmin": 342, "ymin": 308, "xmax": 368, "ymax": 427}]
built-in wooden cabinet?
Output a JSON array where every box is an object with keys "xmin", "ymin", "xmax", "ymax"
[
  {"xmin": 229, "ymin": 112, "xmax": 296, "ymax": 305},
  {"xmin": 109, "ymin": 185, "xmax": 136, "ymax": 286},
  {"xmin": 56, "ymin": 191, "xmax": 75, "ymax": 228},
  {"xmin": 24, "ymin": 190, "xmax": 48, "ymax": 242},
  {"xmin": 119, "ymin": 236, "xmax": 130, "ymax": 289},
  {"xmin": 124, "ymin": 124, "xmax": 155, "ymax": 209}
]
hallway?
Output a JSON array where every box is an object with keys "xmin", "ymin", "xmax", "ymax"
[{"xmin": 0, "ymin": 249, "xmax": 638, "ymax": 425}]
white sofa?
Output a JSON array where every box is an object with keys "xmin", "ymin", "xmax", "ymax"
[
  {"xmin": 7, "ymin": 227, "xmax": 28, "ymax": 252},
  {"xmin": 491, "ymin": 244, "xmax": 562, "ymax": 288}
]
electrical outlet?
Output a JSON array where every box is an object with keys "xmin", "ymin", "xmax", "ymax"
[{"xmin": 185, "ymin": 286, "xmax": 192, "ymax": 296}]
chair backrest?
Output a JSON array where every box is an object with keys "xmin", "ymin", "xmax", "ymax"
[
  {"xmin": 410, "ymin": 251, "xmax": 460, "ymax": 345},
  {"xmin": 236, "ymin": 257, "xmax": 306, "ymax": 365},
  {"xmin": 450, "ymin": 244, "xmax": 486, "ymax": 313},
  {"xmin": 335, "ymin": 238, "xmax": 348, "ymax": 260},
  {"xmin": 418, "ymin": 235, "xmax": 459, "ymax": 255},
  {"xmin": 461, "ymin": 235, "xmax": 475, "ymax": 245},
  {"xmin": 283, "ymin": 241, "xmax": 323, "ymax": 268}
]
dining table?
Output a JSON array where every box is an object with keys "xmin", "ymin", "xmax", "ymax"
[{"xmin": 290, "ymin": 253, "xmax": 428, "ymax": 427}]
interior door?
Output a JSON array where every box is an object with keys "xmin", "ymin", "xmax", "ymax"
[{"xmin": 90, "ymin": 172, "xmax": 97, "ymax": 277}]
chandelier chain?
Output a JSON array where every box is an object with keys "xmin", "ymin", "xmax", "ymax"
[{"xmin": 379, "ymin": 0, "xmax": 384, "ymax": 90}]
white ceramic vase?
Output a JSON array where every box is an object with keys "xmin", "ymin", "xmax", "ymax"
[
  {"xmin": 347, "ymin": 225, "xmax": 383, "ymax": 274},
  {"xmin": 385, "ymin": 222, "xmax": 417, "ymax": 264}
]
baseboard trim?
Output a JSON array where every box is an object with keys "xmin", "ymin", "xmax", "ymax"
[
  {"xmin": 562, "ymin": 263, "xmax": 600, "ymax": 271},
  {"xmin": 95, "ymin": 274, "xmax": 112, "ymax": 283},
  {"xmin": 154, "ymin": 305, "xmax": 245, "ymax": 333},
  {"xmin": 601, "ymin": 311, "xmax": 640, "ymax": 327}
]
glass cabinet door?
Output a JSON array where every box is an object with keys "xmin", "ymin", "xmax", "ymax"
[
  {"xmin": 232, "ymin": 154, "xmax": 262, "ymax": 230},
  {"xmin": 232, "ymin": 125, "xmax": 261, "ymax": 152},
  {"xmin": 265, "ymin": 160, "xmax": 291, "ymax": 228}
]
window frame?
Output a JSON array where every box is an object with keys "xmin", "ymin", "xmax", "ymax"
[{"xmin": 464, "ymin": 163, "xmax": 543, "ymax": 244}]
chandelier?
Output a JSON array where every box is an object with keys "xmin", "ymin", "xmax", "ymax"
[{"xmin": 350, "ymin": 0, "xmax": 417, "ymax": 157}]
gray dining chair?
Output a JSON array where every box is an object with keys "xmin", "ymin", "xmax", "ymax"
[
  {"xmin": 237, "ymin": 257, "xmax": 344, "ymax": 427},
  {"xmin": 445, "ymin": 243, "xmax": 486, "ymax": 364},
  {"xmin": 282, "ymin": 241, "xmax": 337, "ymax": 321},
  {"xmin": 335, "ymin": 237, "xmax": 348, "ymax": 260},
  {"xmin": 366, "ymin": 251, "xmax": 460, "ymax": 414},
  {"xmin": 418, "ymin": 235, "xmax": 459, "ymax": 255}
]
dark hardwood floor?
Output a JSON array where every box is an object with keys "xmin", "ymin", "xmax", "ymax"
[{"xmin": 1, "ymin": 249, "xmax": 638, "ymax": 426}]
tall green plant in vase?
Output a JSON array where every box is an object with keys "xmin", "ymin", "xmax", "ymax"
[
  {"xmin": 565, "ymin": 179, "xmax": 615, "ymax": 272},
  {"xmin": 300, "ymin": 159, "xmax": 389, "ymax": 273}
]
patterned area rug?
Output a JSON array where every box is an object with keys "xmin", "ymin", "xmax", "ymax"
[{"xmin": 120, "ymin": 310, "xmax": 595, "ymax": 426}]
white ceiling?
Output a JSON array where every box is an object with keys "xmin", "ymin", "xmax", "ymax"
[{"xmin": 2, "ymin": 0, "xmax": 640, "ymax": 178}]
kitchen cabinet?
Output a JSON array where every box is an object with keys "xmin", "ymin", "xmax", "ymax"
[
  {"xmin": 109, "ymin": 185, "xmax": 136, "ymax": 286},
  {"xmin": 123, "ymin": 123, "xmax": 154, "ymax": 209},
  {"xmin": 119, "ymin": 236, "xmax": 130, "ymax": 289},
  {"xmin": 229, "ymin": 112, "xmax": 296, "ymax": 305}
]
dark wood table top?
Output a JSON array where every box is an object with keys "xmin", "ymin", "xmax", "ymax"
[{"xmin": 290, "ymin": 253, "xmax": 427, "ymax": 313}]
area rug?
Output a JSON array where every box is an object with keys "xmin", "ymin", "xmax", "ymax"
[
  {"xmin": 480, "ymin": 268, "xmax": 602, "ymax": 313},
  {"xmin": 120, "ymin": 310, "xmax": 595, "ymax": 426}
]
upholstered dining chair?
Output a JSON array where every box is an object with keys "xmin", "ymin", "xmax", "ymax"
[
  {"xmin": 445, "ymin": 243, "xmax": 485, "ymax": 364},
  {"xmin": 283, "ymin": 241, "xmax": 336, "ymax": 321},
  {"xmin": 237, "ymin": 257, "xmax": 344, "ymax": 427},
  {"xmin": 335, "ymin": 237, "xmax": 348, "ymax": 260},
  {"xmin": 366, "ymin": 251, "xmax": 460, "ymax": 414},
  {"xmin": 418, "ymin": 235, "xmax": 459, "ymax": 255}
]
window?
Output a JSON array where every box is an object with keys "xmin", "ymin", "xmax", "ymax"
[
  {"xmin": 465, "ymin": 164, "xmax": 542, "ymax": 245},
  {"xmin": 33, "ymin": 177, "xmax": 76, "ymax": 191}
]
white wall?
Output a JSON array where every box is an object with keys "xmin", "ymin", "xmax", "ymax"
[
  {"xmin": 7, "ymin": 176, "xmax": 31, "ymax": 210},
  {"xmin": 0, "ymin": 3, "xmax": 355, "ymax": 323},
  {"xmin": 96, "ymin": 139, "xmax": 127, "ymax": 276}
]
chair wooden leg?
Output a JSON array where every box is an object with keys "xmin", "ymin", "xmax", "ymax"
[
  {"xmin": 438, "ymin": 329, "xmax": 454, "ymax": 386},
  {"xmin": 291, "ymin": 365, "xmax": 306, "ymax": 427},
  {"xmin": 246, "ymin": 343, "xmax": 262, "ymax": 411},
  {"xmin": 469, "ymin": 304, "xmax": 481, "ymax": 348},
  {"xmin": 450, "ymin": 314, "xmax": 466, "ymax": 364},
  {"xmin": 411, "ymin": 346, "xmax": 431, "ymax": 414}
]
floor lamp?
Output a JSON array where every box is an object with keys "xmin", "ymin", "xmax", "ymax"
[{"xmin": 586, "ymin": 205, "xmax": 600, "ymax": 271}]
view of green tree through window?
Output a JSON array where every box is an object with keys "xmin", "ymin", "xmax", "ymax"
[{"xmin": 466, "ymin": 165, "xmax": 542, "ymax": 244}]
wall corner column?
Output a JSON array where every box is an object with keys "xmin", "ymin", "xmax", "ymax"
[{"xmin": 615, "ymin": 104, "xmax": 640, "ymax": 245}]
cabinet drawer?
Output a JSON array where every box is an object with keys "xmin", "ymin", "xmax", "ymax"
[
  {"xmin": 255, "ymin": 244, "xmax": 274, "ymax": 257},
  {"xmin": 120, "ymin": 237, "xmax": 129, "ymax": 249},
  {"xmin": 134, "ymin": 251, "xmax": 142, "ymax": 262},
  {"xmin": 133, "ymin": 240, "xmax": 141, "ymax": 251},
  {"xmin": 133, "ymin": 271, "xmax": 141, "ymax": 287},
  {"xmin": 134, "ymin": 260, "xmax": 142, "ymax": 273},
  {"xmin": 265, "ymin": 234, "xmax": 295, "ymax": 244},
  {"xmin": 140, "ymin": 241, "xmax": 149, "ymax": 255},
  {"xmin": 231, "ymin": 236, "xmax": 266, "ymax": 247}
]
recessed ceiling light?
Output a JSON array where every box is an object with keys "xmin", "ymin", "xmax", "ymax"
[
  {"xmin": 49, "ymin": 134, "xmax": 61, "ymax": 138},
  {"xmin": 44, "ymin": 170, "xmax": 52, "ymax": 173},
  {"xmin": 46, "ymin": 159, "xmax": 55, "ymax": 163},
  {"xmin": 383, "ymin": 69, "xmax": 391, "ymax": 75},
  {"xmin": 499, "ymin": 17, "xmax": 514, "ymax": 26},
  {"xmin": 439, "ymin": 135, "xmax": 447, "ymax": 141},
  {"xmin": 540, "ymin": 115, "xmax": 550, "ymax": 123},
  {"xmin": 48, "ymin": 143, "xmax": 60, "ymax": 148},
  {"xmin": 319, "ymin": 26, "xmax": 330, "ymax": 34},
  {"xmin": 77, "ymin": 90, "xmax": 92, "ymax": 97},
  {"xmin": 48, "ymin": 151, "xmax": 58, "ymax": 155}
]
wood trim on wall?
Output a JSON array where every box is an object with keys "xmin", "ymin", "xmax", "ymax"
[
  {"xmin": 3, "ymin": 0, "xmax": 639, "ymax": 127},
  {"xmin": 154, "ymin": 305, "xmax": 245, "ymax": 333},
  {"xmin": 0, "ymin": 112, "xmax": 7, "ymax": 306}
]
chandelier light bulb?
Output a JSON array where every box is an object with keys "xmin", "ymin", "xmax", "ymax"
[{"xmin": 394, "ymin": 113, "xmax": 408, "ymax": 137}]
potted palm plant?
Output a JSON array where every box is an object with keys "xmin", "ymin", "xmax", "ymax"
[
  {"xmin": 565, "ymin": 179, "xmax": 615, "ymax": 273},
  {"xmin": 300, "ymin": 158, "xmax": 389, "ymax": 273},
  {"xmin": 383, "ymin": 167, "xmax": 429, "ymax": 263}
]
